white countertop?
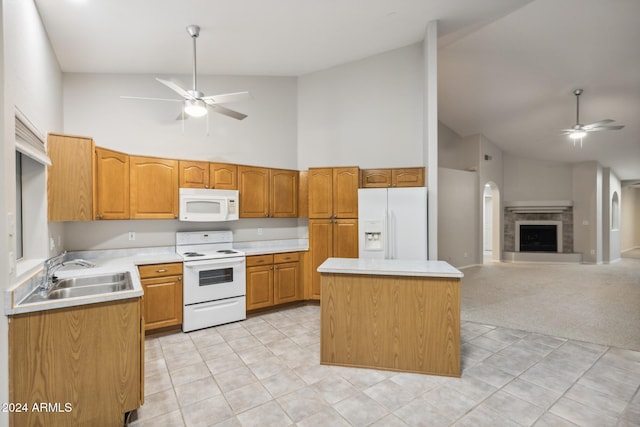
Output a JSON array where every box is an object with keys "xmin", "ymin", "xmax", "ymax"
[
  {"xmin": 6, "ymin": 249, "xmax": 183, "ymax": 315},
  {"xmin": 318, "ymin": 258, "xmax": 464, "ymax": 278}
]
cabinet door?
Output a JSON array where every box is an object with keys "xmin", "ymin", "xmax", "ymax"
[
  {"xmin": 47, "ymin": 133, "xmax": 94, "ymax": 221},
  {"xmin": 309, "ymin": 219, "xmax": 333, "ymax": 300},
  {"xmin": 210, "ymin": 163, "xmax": 238, "ymax": 189},
  {"xmin": 179, "ymin": 160, "xmax": 210, "ymax": 188},
  {"xmin": 333, "ymin": 219, "xmax": 359, "ymax": 258},
  {"xmin": 141, "ymin": 275, "xmax": 183, "ymax": 331},
  {"xmin": 271, "ymin": 169, "xmax": 298, "ymax": 218},
  {"xmin": 308, "ymin": 168, "xmax": 333, "ymax": 218},
  {"xmin": 95, "ymin": 147, "xmax": 130, "ymax": 220},
  {"xmin": 333, "ymin": 167, "xmax": 359, "ymax": 218},
  {"xmin": 274, "ymin": 261, "xmax": 300, "ymax": 304},
  {"xmin": 361, "ymin": 169, "xmax": 392, "ymax": 188},
  {"xmin": 246, "ymin": 265, "xmax": 274, "ymax": 310},
  {"xmin": 238, "ymin": 165, "xmax": 270, "ymax": 218},
  {"xmin": 392, "ymin": 167, "xmax": 425, "ymax": 187},
  {"xmin": 130, "ymin": 156, "xmax": 179, "ymax": 219}
]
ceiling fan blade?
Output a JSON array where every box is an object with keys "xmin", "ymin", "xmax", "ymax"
[
  {"xmin": 156, "ymin": 78, "xmax": 194, "ymax": 100},
  {"xmin": 121, "ymin": 95, "xmax": 183, "ymax": 102},
  {"xmin": 208, "ymin": 104, "xmax": 248, "ymax": 120},
  {"xmin": 583, "ymin": 119, "xmax": 614, "ymax": 129},
  {"xmin": 587, "ymin": 125, "xmax": 624, "ymax": 132},
  {"xmin": 202, "ymin": 92, "xmax": 251, "ymax": 105}
]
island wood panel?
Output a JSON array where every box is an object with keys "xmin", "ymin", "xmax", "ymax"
[
  {"xmin": 9, "ymin": 299, "xmax": 142, "ymax": 426},
  {"xmin": 320, "ymin": 273, "xmax": 460, "ymax": 377}
]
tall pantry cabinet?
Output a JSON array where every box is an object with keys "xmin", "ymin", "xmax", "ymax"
[{"xmin": 307, "ymin": 167, "xmax": 359, "ymax": 300}]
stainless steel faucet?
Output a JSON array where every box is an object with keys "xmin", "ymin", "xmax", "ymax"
[{"xmin": 40, "ymin": 251, "xmax": 96, "ymax": 292}]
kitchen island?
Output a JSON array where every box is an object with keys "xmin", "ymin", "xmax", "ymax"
[{"xmin": 318, "ymin": 258, "xmax": 463, "ymax": 377}]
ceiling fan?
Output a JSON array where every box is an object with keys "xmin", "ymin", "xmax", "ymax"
[
  {"xmin": 122, "ymin": 25, "xmax": 250, "ymax": 120},
  {"xmin": 562, "ymin": 89, "xmax": 623, "ymax": 147}
]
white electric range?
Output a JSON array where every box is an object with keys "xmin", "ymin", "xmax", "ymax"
[{"xmin": 176, "ymin": 230, "xmax": 246, "ymax": 332}]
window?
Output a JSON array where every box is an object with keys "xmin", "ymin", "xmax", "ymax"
[
  {"xmin": 13, "ymin": 110, "xmax": 51, "ymax": 277},
  {"xmin": 15, "ymin": 152, "xmax": 24, "ymax": 259}
]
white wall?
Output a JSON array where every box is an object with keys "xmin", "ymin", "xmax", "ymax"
[
  {"xmin": 503, "ymin": 154, "xmax": 573, "ymax": 202},
  {"xmin": 438, "ymin": 168, "xmax": 477, "ymax": 267},
  {"xmin": 438, "ymin": 122, "xmax": 475, "ymax": 171},
  {"xmin": 2, "ymin": 0, "xmax": 64, "ymax": 424},
  {"xmin": 297, "ymin": 43, "xmax": 424, "ymax": 169},
  {"xmin": 0, "ymin": 3, "xmax": 7, "ymax": 424},
  {"xmin": 64, "ymin": 218, "xmax": 307, "ymax": 251},
  {"xmin": 621, "ymin": 183, "xmax": 640, "ymax": 251},
  {"xmin": 572, "ymin": 161, "xmax": 603, "ymax": 264},
  {"xmin": 64, "ymin": 73, "xmax": 298, "ymax": 169}
]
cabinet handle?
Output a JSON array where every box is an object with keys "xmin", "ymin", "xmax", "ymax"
[
  {"xmin": 265, "ymin": 213, "xmax": 269, "ymax": 217},
  {"xmin": 205, "ymin": 184, "xmax": 209, "ymax": 188},
  {"xmin": 256, "ymin": 260, "xmax": 264, "ymax": 263},
  {"xmin": 156, "ymin": 269, "xmax": 168, "ymax": 273},
  {"xmin": 274, "ymin": 266, "xmax": 278, "ymax": 270},
  {"xmin": 178, "ymin": 276, "xmax": 182, "ymax": 281},
  {"xmin": 284, "ymin": 257, "xmax": 291, "ymax": 260},
  {"xmin": 174, "ymin": 215, "xmax": 178, "ymax": 219}
]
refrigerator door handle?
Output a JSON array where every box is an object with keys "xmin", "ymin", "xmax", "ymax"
[{"xmin": 383, "ymin": 212, "xmax": 388, "ymax": 259}]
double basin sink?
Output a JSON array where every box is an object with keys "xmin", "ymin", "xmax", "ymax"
[{"xmin": 20, "ymin": 272, "xmax": 134, "ymax": 305}]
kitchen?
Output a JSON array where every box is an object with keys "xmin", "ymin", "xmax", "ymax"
[
  {"xmin": 2, "ymin": 1, "xmax": 452, "ymax": 425},
  {"xmin": 4, "ymin": 1, "xmax": 639, "ymax": 426}
]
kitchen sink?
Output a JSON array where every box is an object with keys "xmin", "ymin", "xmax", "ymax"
[{"xmin": 20, "ymin": 272, "xmax": 134, "ymax": 304}]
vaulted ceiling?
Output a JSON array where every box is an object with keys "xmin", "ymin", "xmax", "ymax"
[{"xmin": 35, "ymin": 0, "xmax": 639, "ymax": 180}]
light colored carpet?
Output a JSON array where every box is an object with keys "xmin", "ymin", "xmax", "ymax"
[{"xmin": 461, "ymin": 253, "xmax": 640, "ymax": 351}]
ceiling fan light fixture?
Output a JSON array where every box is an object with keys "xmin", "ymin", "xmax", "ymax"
[
  {"xmin": 184, "ymin": 99, "xmax": 207, "ymax": 117},
  {"xmin": 569, "ymin": 129, "xmax": 586, "ymax": 140}
]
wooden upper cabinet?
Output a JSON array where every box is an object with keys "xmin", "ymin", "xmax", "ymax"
[
  {"xmin": 179, "ymin": 160, "xmax": 210, "ymax": 188},
  {"xmin": 308, "ymin": 168, "xmax": 334, "ymax": 218},
  {"xmin": 360, "ymin": 169, "xmax": 392, "ymax": 188},
  {"xmin": 47, "ymin": 133, "xmax": 95, "ymax": 222},
  {"xmin": 333, "ymin": 167, "xmax": 359, "ymax": 218},
  {"xmin": 392, "ymin": 167, "xmax": 425, "ymax": 187},
  {"xmin": 238, "ymin": 165, "xmax": 270, "ymax": 218},
  {"xmin": 361, "ymin": 167, "xmax": 425, "ymax": 188},
  {"xmin": 95, "ymin": 147, "xmax": 130, "ymax": 220},
  {"xmin": 210, "ymin": 163, "xmax": 238, "ymax": 190},
  {"xmin": 130, "ymin": 156, "xmax": 179, "ymax": 219},
  {"xmin": 271, "ymin": 169, "xmax": 298, "ymax": 218},
  {"xmin": 308, "ymin": 167, "xmax": 358, "ymax": 218}
]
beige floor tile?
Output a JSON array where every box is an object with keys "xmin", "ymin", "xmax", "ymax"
[
  {"xmin": 550, "ymin": 397, "xmax": 618, "ymax": 427},
  {"xmin": 181, "ymin": 395, "xmax": 234, "ymax": 426},
  {"xmin": 260, "ymin": 370, "xmax": 305, "ymax": 397},
  {"xmin": 214, "ymin": 366, "xmax": 258, "ymax": 393},
  {"xmin": 174, "ymin": 376, "xmax": 221, "ymax": 407},
  {"xmin": 334, "ymin": 392, "xmax": 389, "ymax": 426},
  {"xmin": 169, "ymin": 360, "xmax": 211, "ymax": 386},
  {"xmin": 235, "ymin": 401, "xmax": 293, "ymax": 427},
  {"xmin": 276, "ymin": 386, "xmax": 331, "ymax": 423},
  {"xmin": 224, "ymin": 381, "xmax": 272, "ymax": 413},
  {"xmin": 364, "ymin": 379, "xmax": 420, "ymax": 411}
]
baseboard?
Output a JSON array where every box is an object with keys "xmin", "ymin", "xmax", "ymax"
[
  {"xmin": 458, "ymin": 263, "xmax": 482, "ymax": 270},
  {"xmin": 622, "ymin": 246, "xmax": 640, "ymax": 253},
  {"xmin": 502, "ymin": 251, "xmax": 583, "ymax": 264}
]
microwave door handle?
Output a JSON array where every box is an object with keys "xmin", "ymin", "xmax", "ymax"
[{"xmin": 220, "ymin": 198, "xmax": 229, "ymax": 219}]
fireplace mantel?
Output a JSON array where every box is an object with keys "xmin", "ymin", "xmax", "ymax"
[{"xmin": 505, "ymin": 200, "xmax": 573, "ymax": 214}]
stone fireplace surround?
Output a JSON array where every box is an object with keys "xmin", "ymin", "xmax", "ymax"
[{"xmin": 504, "ymin": 206, "xmax": 574, "ymax": 254}]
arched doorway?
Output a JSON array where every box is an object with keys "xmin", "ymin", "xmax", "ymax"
[{"xmin": 483, "ymin": 181, "xmax": 501, "ymax": 263}]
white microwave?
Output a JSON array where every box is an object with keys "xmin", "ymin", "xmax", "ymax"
[{"xmin": 179, "ymin": 188, "xmax": 239, "ymax": 222}]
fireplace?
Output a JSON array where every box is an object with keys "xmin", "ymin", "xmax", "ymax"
[{"xmin": 516, "ymin": 220, "xmax": 563, "ymax": 253}]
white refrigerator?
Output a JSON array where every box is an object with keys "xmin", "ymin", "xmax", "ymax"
[{"xmin": 358, "ymin": 187, "xmax": 428, "ymax": 260}]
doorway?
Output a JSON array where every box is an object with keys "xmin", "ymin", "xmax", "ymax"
[{"xmin": 483, "ymin": 182, "xmax": 501, "ymax": 263}]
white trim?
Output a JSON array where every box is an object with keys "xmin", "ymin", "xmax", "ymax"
[
  {"xmin": 506, "ymin": 200, "xmax": 572, "ymax": 214},
  {"xmin": 516, "ymin": 220, "xmax": 563, "ymax": 253}
]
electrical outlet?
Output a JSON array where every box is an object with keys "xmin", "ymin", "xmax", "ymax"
[
  {"xmin": 590, "ymin": 249, "xmax": 595, "ymax": 255},
  {"xmin": 50, "ymin": 237, "xmax": 56, "ymax": 251},
  {"xmin": 128, "ymin": 232, "xmax": 136, "ymax": 241},
  {"xmin": 258, "ymin": 228, "xmax": 263, "ymax": 236}
]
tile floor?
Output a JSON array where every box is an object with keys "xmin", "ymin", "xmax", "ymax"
[{"xmin": 128, "ymin": 305, "xmax": 640, "ymax": 426}]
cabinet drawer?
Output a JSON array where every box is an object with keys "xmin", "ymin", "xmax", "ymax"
[
  {"xmin": 138, "ymin": 262, "xmax": 183, "ymax": 278},
  {"xmin": 246, "ymin": 254, "xmax": 274, "ymax": 267},
  {"xmin": 274, "ymin": 252, "xmax": 300, "ymax": 264}
]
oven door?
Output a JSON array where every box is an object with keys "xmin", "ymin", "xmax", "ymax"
[{"xmin": 183, "ymin": 257, "xmax": 246, "ymax": 305}]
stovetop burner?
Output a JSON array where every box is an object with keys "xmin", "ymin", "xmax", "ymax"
[
  {"xmin": 183, "ymin": 252, "xmax": 205, "ymax": 257},
  {"xmin": 217, "ymin": 249, "xmax": 238, "ymax": 254}
]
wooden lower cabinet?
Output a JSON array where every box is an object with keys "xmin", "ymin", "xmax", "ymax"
[
  {"xmin": 9, "ymin": 298, "xmax": 144, "ymax": 426},
  {"xmin": 138, "ymin": 263, "xmax": 183, "ymax": 331},
  {"xmin": 308, "ymin": 219, "xmax": 358, "ymax": 300},
  {"xmin": 246, "ymin": 252, "xmax": 301, "ymax": 311}
]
